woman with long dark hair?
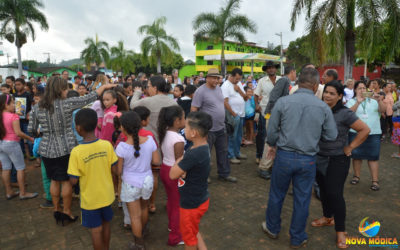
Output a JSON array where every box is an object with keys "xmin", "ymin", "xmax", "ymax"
[
  {"xmin": 28, "ymin": 76, "xmax": 115, "ymax": 224},
  {"xmin": 311, "ymin": 81, "xmax": 370, "ymax": 248}
]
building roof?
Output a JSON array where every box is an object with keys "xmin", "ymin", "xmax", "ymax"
[{"xmin": 197, "ymin": 37, "xmax": 267, "ymax": 50}]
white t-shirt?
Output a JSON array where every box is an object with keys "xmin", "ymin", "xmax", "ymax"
[
  {"xmin": 161, "ymin": 131, "xmax": 185, "ymax": 166},
  {"xmin": 254, "ymin": 76, "xmax": 281, "ymax": 114},
  {"xmin": 344, "ymin": 88, "xmax": 354, "ymax": 101},
  {"xmin": 221, "ymin": 80, "xmax": 246, "ymax": 117}
]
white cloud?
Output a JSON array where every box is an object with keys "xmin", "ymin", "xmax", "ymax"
[{"xmin": 0, "ymin": 0, "xmax": 306, "ymax": 65}]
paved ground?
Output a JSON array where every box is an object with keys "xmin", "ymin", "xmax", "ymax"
[{"xmin": 1, "ymin": 139, "xmax": 399, "ymax": 250}]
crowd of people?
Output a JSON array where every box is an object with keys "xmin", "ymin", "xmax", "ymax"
[{"xmin": 0, "ymin": 62, "xmax": 399, "ymax": 249}]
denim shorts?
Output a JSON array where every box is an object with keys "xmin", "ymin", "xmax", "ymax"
[
  {"xmin": 0, "ymin": 140, "xmax": 25, "ymax": 171},
  {"xmin": 81, "ymin": 205, "xmax": 113, "ymax": 228},
  {"xmin": 120, "ymin": 175, "xmax": 153, "ymax": 202}
]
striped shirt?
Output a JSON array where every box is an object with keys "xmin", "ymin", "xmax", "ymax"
[{"xmin": 28, "ymin": 92, "xmax": 98, "ymax": 158}]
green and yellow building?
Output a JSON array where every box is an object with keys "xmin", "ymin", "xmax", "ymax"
[{"xmin": 180, "ymin": 40, "xmax": 285, "ymax": 79}]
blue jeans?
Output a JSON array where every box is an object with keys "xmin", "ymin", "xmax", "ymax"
[
  {"xmin": 256, "ymin": 114, "xmax": 266, "ymax": 158},
  {"xmin": 19, "ymin": 122, "xmax": 33, "ymax": 157},
  {"xmin": 228, "ymin": 116, "xmax": 244, "ymax": 159},
  {"xmin": 265, "ymin": 149, "xmax": 316, "ymax": 245},
  {"xmin": 207, "ymin": 129, "xmax": 231, "ymax": 177}
]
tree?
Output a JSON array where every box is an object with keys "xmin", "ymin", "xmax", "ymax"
[
  {"xmin": 290, "ymin": 0, "xmax": 400, "ymax": 80},
  {"xmin": 22, "ymin": 60, "xmax": 38, "ymax": 70},
  {"xmin": 80, "ymin": 34, "xmax": 109, "ymax": 70},
  {"xmin": 0, "ymin": 0, "xmax": 49, "ymax": 76},
  {"xmin": 285, "ymin": 35, "xmax": 313, "ymax": 69},
  {"xmin": 161, "ymin": 53, "xmax": 184, "ymax": 74},
  {"xmin": 193, "ymin": 0, "xmax": 257, "ymax": 75},
  {"xmin": 109, "ymin": 41, "xmax": 135, "ymax": 75},
  {"xmin": 138, "ymin": 16, "xmax": 180, "ymax": 73}
]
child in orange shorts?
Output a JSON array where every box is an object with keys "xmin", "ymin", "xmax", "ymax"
[{"xmin": 169, "ymin": 111, "xmax": 212, "ymax": 249}]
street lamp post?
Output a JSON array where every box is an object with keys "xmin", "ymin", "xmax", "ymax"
[{"xmin": 275, "ymin": 32, "xmax": 284, "ymax": 75}]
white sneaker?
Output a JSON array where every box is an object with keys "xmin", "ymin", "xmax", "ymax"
[{"xmin": 230, "ymin": 158, "xmax": 241, "ymax": 164}]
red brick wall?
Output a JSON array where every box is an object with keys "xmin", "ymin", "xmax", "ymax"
[{"xmin": 317, "ymin": 65, "xmax": 382, "ymax": 81}]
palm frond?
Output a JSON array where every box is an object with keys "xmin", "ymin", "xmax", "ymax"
[{"xmin": 380, "ymin": 0, "xmax": 400, "ymax": 61}]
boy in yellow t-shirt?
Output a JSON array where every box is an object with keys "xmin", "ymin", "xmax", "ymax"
[{"xmin": 68, "ymin": 108, "xmax": 118, "ymax": 250}]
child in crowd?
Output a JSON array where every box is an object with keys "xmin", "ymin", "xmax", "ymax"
[
  {"xmin": 123, "ymin": 82, "xmax": 133, "ymax": 105},
  {"xmin": 244, "ymin": 86, "xmax": 256, "ymax": 145},
  {"xmin": 31, "ymin": 92, "xmax": 53, "ymax": 208},
  {"xmin": 116, "ymin": 111, "xmax": 160, "ymax": 249},
  {"xmin": 0, "ymin": 94, "xmax": 38, "ymax": 200},
  {"xmin": 33, "ymin": 92, "xmax": 43, "ymax": 106},
  {"xmin": 1, "ymin": 83, "xmax": 11, "ymax": 94},
  {"xmin": 100, "ymin": 90, "xmax": 128, "ymax": 143},
  {"xmin": 91, "ymin": 97, "xmax": 104, "ymax": 138},
  {"xmin": 392, "ymin": 99, "xmax": 400, "ymax": 158},
  {"xmin": 67, "ymin": 108, "xmax": 118, "ymax": 250},
  {"xmin": 111, "ymin": 113, "xmax": 126, "ymax": 148},
  {"xmin": 173, "ymin": 85, "xmax": 184, "ymax": 100},
  {"xmin": 170, "ymin": 111, "xmax": 212, "ymax": 250},
  {"xmin": 67, "ymin": 90, "xmax": 84, "ymax": 144},
  {"xmin": 77, "ymin": 84, "xmax": 87, "ymax": 96},
  {"xmin": 177, "ymin": 85, "xmax": 197, "ymax": 118},
  {"xmin": 14, "ymin": 78, "xmax": 34, "ymax": 159},
  {"xmin": 158, "ymin": 105, "xmax": 186, "ymax": 246},
  {"xmin": 133, "ymin": 106, "xmax": 158, "ymax": 214}
]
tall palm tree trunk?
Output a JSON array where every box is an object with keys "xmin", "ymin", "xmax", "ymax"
[
  {"xmin": 344, "ymin": 0, "xmax": 356, "ymax": 81},
  {"xmin": 17, "ymin": 46, "xmax": 23, "ymax": 77},
  {"xmin": 344, "ymin": 29, "xmax": 355, "ymax": 81},
  {"xmin": 157, "ymin": 55, "xmax": 161, "ymax": 74},
  {"xmin": 221, "ymin": 40, "xmax": 226, "ymax": 76}
]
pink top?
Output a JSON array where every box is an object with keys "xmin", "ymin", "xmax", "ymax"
[
  {"xmin": 2, "ymin": 112, "xmax": 20, "ymax": 141},
  {"xmin": 161, "ymin": 130, "xmax": 185, "ymax": 166},
  {"xmin": 100, "ymin": 105, "xmax": 117, "ymax": 143}
]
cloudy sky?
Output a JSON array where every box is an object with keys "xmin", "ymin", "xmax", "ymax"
[{"xmin": 0, "ymin": 0, "xmax": 307, "ymax": 65}]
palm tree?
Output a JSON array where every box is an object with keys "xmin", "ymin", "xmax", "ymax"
[
  {"xmin": 109, "ymin": 41, "xmax": 135, "ymax": 75},
  {"xmin": 81, "ymin": 34, "xmax": 109, "ymax": 70},
  {"xmin": 192, "ymin": 0, "xmax": 257, "ymax": 75},
  {"xmin": 290, "ymin": 0, "xmax": 400, "ymax": 80},
  {"xmin": 0, "ymin": 0, "xmax": 48, "ymax": 76},
  {"xmin": 138, "ymin": 16, "xmax": 180, "ymax": 73}
]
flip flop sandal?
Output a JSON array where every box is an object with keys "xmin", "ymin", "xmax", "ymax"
[
  {"xmin": 19, "ymin": 192, "xmax": 38, "ymax": 200},
  {"xmin": 391, "ymin": 153, "xmax": 400, "ymax": 159},
  {"xmin": 6, "ymin": 191, "xmax": 20, "ymax": 200},
  {"xmin": 350, "ymin": 176, "xmax": 360, "ymax": 185},
  {"xmin": 370, "ymin": 181, "xmax": 380, "ymax": 191}
]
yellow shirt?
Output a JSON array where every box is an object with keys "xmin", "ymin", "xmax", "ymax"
[
  {"xmin": 393, "ymin": 91, "xmax": 398, "ymax": 102},
  {"xmin": 68, "ymin": 139, "xmax": 118, "ymax": 210}
]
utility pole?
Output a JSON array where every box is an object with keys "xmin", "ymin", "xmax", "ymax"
[
  {"xmin": 6, "ymin": 53, "xmax": 10, "ymax": 65},
  {"xmin": 43, "ymin": 52, "xmax": 50, "ymax": 64},
  {"xmin": 275, "ymin": 32, "xmax": 284, "ymax": 75}
]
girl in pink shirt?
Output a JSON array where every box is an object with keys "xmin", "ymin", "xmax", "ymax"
[
  {"xmin": 158, "ymin": 105, "xmax": 186, "ymax": 246},
  {"xmin": 99, "ymin": 90, "xmax": 128, "ymax": 143},
  {"xmin": 99, "ymin": 90, "xmax": 129, "ymax": 197},
  {"xmin": 0, "ymin": 94, "xmax": 38, "ymax": 200}
]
